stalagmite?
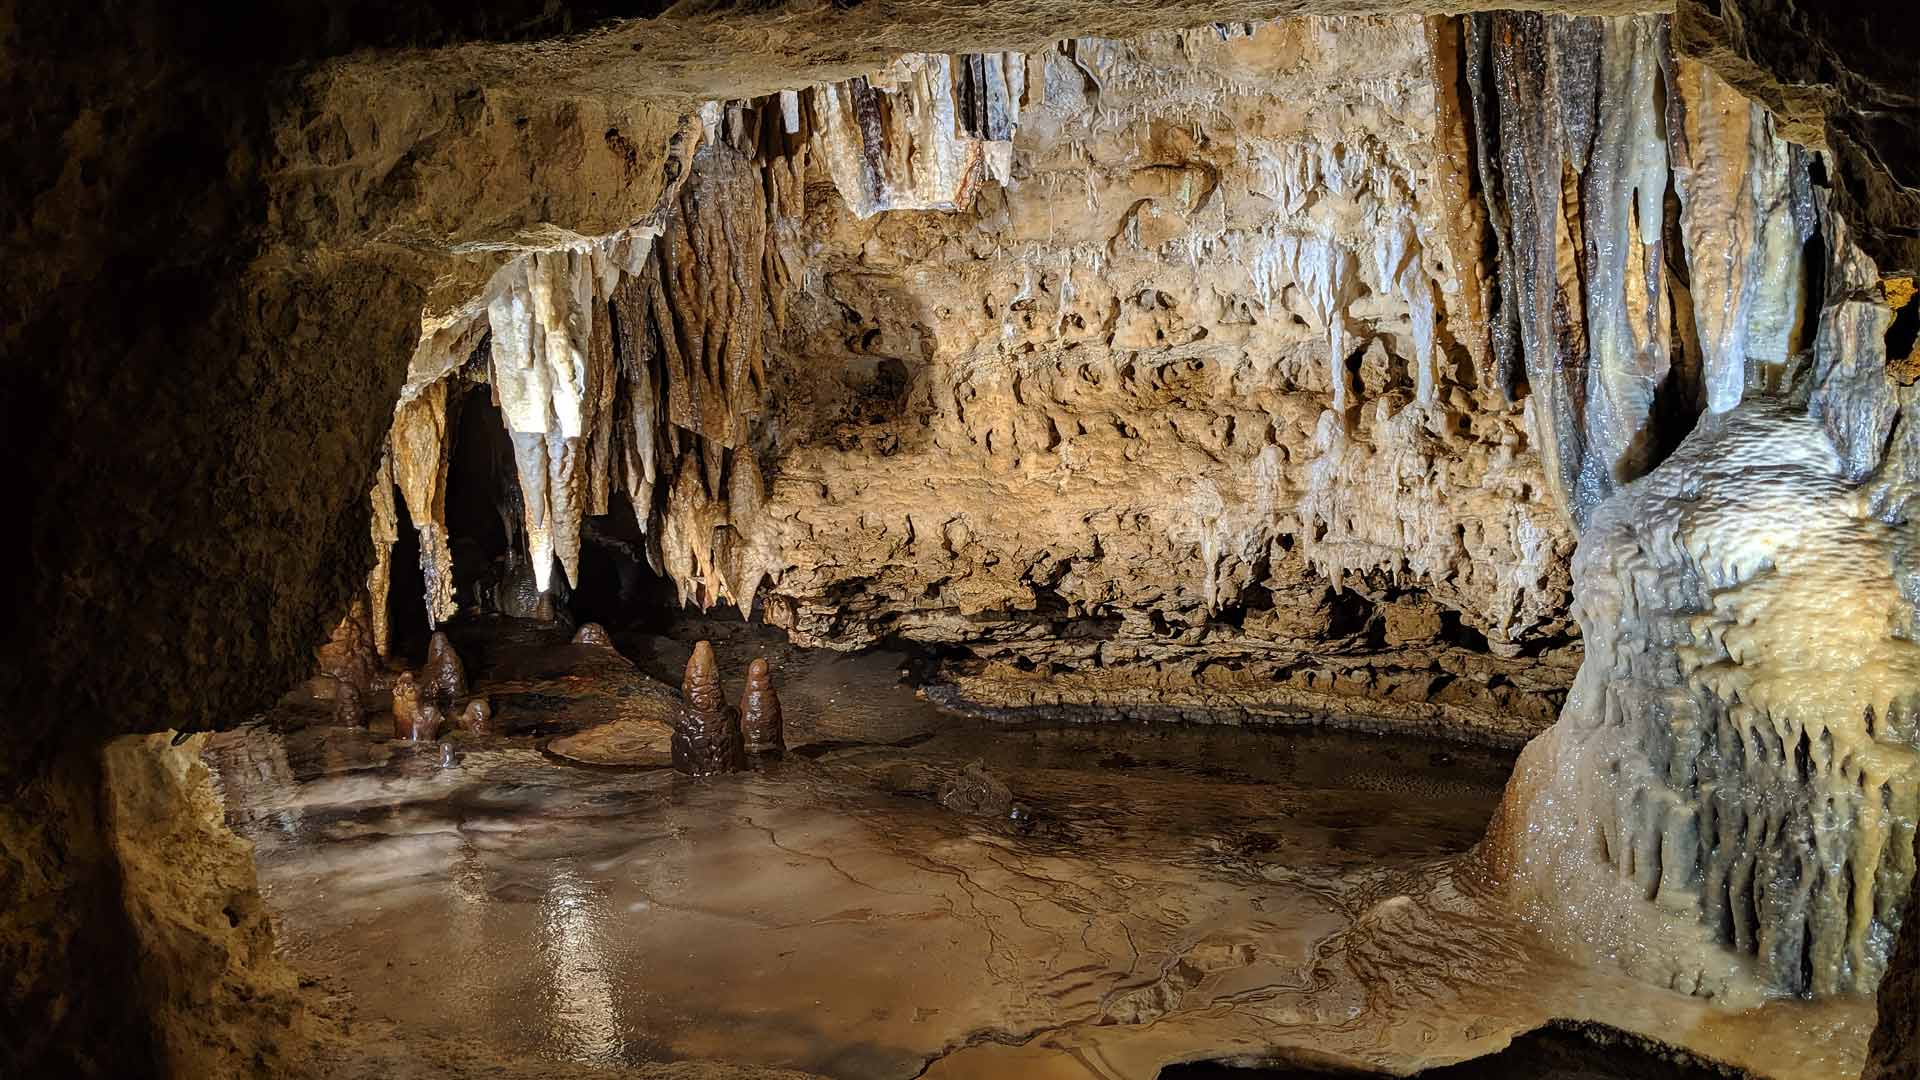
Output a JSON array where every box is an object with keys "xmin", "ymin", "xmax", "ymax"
[
  {"xmin": 317, "ymin": 590, "xmax": 382, "ymax": 723},
  {"xmin": 460, "ymin": 698, "xmax": 495, "ymax": 736},
  {"xmin": 572, "ymin": 623, "xmax": 615, "ymax": 648},
  {"xmin": 389, "ymin": 672, "xmax": 420, "ymax": 740},
  {"xmin": 419, "ymin": 631, "xmax": 467, "ymax": 703},
  {"xmin": 671, "ymin": 641, "xmax": 743, "ymax": 776},
  {"xmin": 332, "ymin": 681, "xmax": 364, "ymax": 728},
  {"xmin": 739, "ymin": 657, "xmax": 785, "ymax": 758},
  {"xmin": 409, "ymin": 703, "xmax": 445, "ymax": 743}
]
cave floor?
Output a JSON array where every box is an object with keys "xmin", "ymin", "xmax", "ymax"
[{"xmin": 207, "ymin": 620, "xmax": 1874, "ymax": 1080}]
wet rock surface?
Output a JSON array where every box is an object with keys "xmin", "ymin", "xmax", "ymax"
[
  {"xmin": 739, "ymin": 657, "xmax": 786, "ymax": 759},
  {"xmin": 203, "ymin": 618, "xmax": 1875, "ymax": 1080}
]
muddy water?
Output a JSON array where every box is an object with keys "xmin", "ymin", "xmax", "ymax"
[{"xmin": 212, "ymin": 621, "xmax": 1873, "ymax": 1079}]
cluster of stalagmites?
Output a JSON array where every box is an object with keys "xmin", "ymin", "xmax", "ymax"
[
  {"xmin": 386, "ymin": 633, "xmax": 491, "ymax": 742},
  {"xmin": 320, "ymin": 620, "xmax": 493, "ymax": 743},
  {"xmin": 671, "ymin": 642, "xmax": 784, "ymax": 776}
]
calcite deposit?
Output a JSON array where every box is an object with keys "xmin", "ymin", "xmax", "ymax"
[
  {"xmin": 359, "ymin": 17, "xmax": 1580, "ymax": 744},
  {"xmin": 739, "ymin": 657, "xmax": 785, "ymax": 759},
  {"xmin": 571, "ymin": 623, "xmax": 615, "ymax": 648},
  {"xmin": 672, "ymin": 641, "xmax": 744, "ymax": 776},
  {"xmin": 459, "ymin": 698, "xmax": 494, "ymax": 736},
  {"xmin": 419, "ymin": 631, "xmax": 468, "ymax": 703}
]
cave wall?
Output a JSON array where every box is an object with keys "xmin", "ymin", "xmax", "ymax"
[{"xmin": 750, "ymin": 19, "xmax": 1578, "ymax": 741}]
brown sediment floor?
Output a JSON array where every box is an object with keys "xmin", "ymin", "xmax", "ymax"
[{"xmin": 209, "ymin": 620, "xmax": 1874, "ymax": 1080}]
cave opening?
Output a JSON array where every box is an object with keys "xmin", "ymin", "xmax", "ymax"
[{"xmin": 11, "ymin": 4, "xmax": 1920, "ymax": 1080}]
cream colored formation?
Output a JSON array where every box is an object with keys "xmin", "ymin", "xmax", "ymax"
[{"xmin": 344, "ymin": 11, "xmax": 1919, "ymax": 1003}]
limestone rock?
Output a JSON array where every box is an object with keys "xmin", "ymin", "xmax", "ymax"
[
  {"xmin": 739, "ymin": 657, "xmax": 785, "ymax": 758},
  {"xmin": 408, "ymin": 703, "xmax": 446, "ymax": 743},
  {"xmin": 389, "ymin": 673, "xmax": 420, "ymax": 740},
  {"xmin": 419, "ymin": 632, "xmax": 467, "ymax": 703},
  {"xmin": 572, "ymin": 623, "xmax": 615, "ymax": 649},
  {"xmin": 459, "ymin": 698, "xmax": 494, "ymax": 736},
  {"xmin": 937, "ymin": 760, "xmax": 1015, "ymax": 819},
  {"xmin": 671, "ymin": 641, "xmax": 744, "ymax": 776}
]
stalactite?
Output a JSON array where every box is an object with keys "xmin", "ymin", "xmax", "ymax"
[
  {"xmin": 390, "ymin": 379, "xmax": 458, "ymax": 627},
  {"xmin": 810, "ymin": 52, "xmax": 1023, "ymax": 218},
  {"xmin": 1810, "ymin": 201, "xmax": 1901, "ymax": 481},
  {"xmin": 1463, "ymin": 16, "xmax": 1522, "ymax": 402},
  {"xmin": 1574, "ymin": 16, "xmax": 1670, "ymax": 512},
  {"xmin": 485, "ymin": 240, "xmax": 646, "ymax": 594},
  {"xmin": 366, "ymin": 446, "xmax": 398, "ymax": 656},
  {"xmin": 1667, "ymin": 57, "xmax": 1815, "ymax": 416}
]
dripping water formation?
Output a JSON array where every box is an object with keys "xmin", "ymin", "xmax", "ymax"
[{"xmin": 6, "ymin": 5, "xmax": 1920, "ymax": 1080}]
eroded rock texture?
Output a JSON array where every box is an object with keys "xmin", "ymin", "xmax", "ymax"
[{"xmin": 368, "ymin": 18, "xmax": 1581, "ymax": 744}]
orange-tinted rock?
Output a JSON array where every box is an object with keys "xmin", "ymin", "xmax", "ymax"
[
  {"xmin": 390, "ymin": 672, "xmax": 420, "ymax": 740},
  {"xmin": 671, "ymin": 641, "xmax": 742, "ymax": 776},
  {"xmin": 572, "ymin": 622, "xmax": 614, "ymax": 648},
  {"xmin": 739, "ymin": 657, "xmax": 784, "ymax": 758},
  {"xmin": 410, "ymin": 703, "xmax": 445, "ymax": 743}
]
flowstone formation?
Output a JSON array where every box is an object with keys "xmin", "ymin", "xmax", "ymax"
[
  {"xmin": 1490, "ymin": 399, "xmax": 1920, "ymax": 999},
  {"xmin": 672, "ymin": 641, "xmax": 745, "ymax": 776},
  {"xmin": 1468, "ymin": 11, "xmax": 1920, "ymax": 1003}
]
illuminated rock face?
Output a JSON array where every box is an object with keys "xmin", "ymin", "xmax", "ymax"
[
  {"xmin": 1489, "ymin": 398, "xmax": 1920, "ymax": 999},
  {"xmin": 389, "ymin": 673, "xmax": 421, "ymax": 741}
]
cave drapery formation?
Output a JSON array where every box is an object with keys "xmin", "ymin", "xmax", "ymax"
[{"xmin": 7, "ymin": 0, "xmax": 1920, "ymax": 1077}]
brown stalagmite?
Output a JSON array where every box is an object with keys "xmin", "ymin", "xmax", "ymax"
[
  {"xmin": 389, "ymin": 672, "xmax": 420, "ymax": 740},
  {"xmin": 739, "ymin": 657, "xmax": 784, "ymax": 758},
  {"xmin": 420, "ymin": 631, "xmax": 467, "ymax": 703},
  {"xmin": 671, "ymin": 640, "xmax": 743, "ymax": 776},
  {"xmin": 332, "ymin": 680, "xmax": 365, "ymax": 727},
  {"xmin": 460, "ymin": 698, "xmax": 494, "ymax": 735},
  {"xmin": 410, "ymin": 703, "xmax": 445, "ymax": 743},
  {"xmin": 572, "ymin": 623, "xmax": 615, "ymax": 648}
]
